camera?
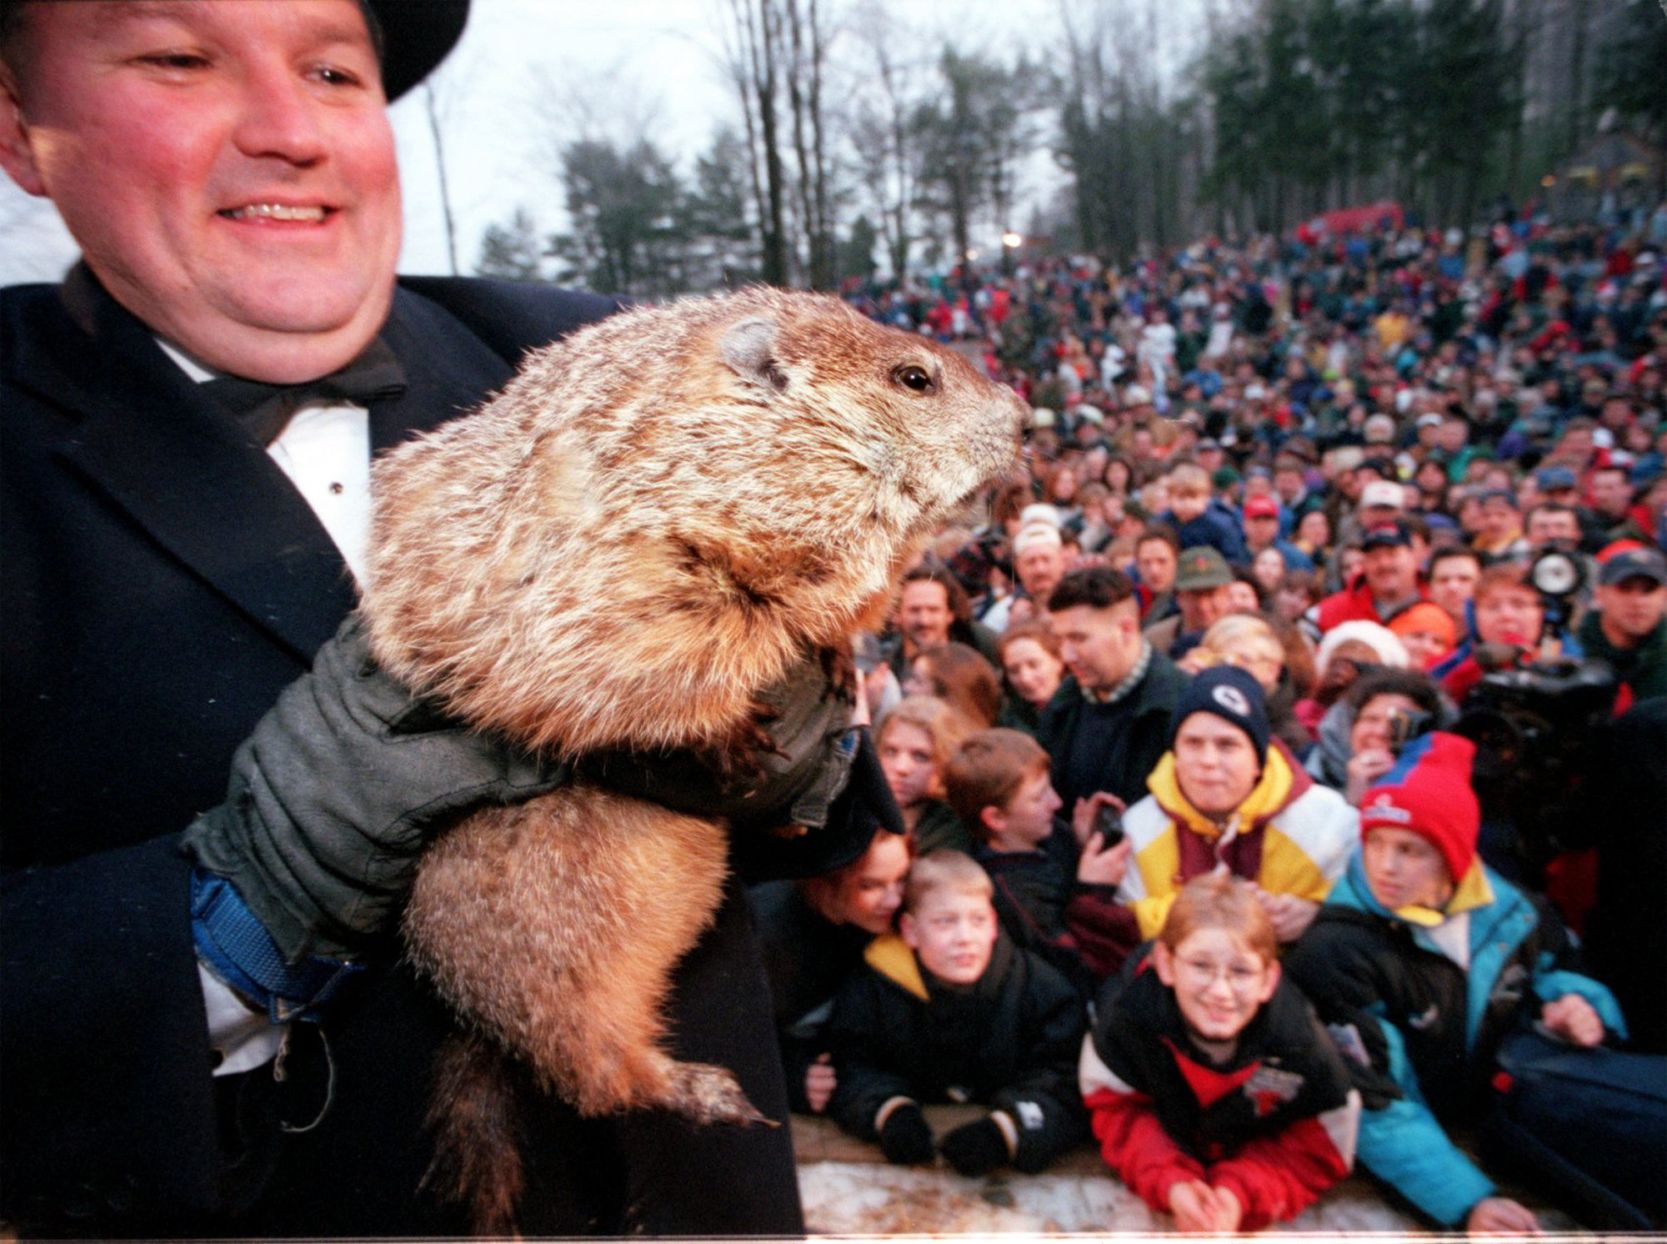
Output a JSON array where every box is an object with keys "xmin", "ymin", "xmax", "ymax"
[
  {"xmin": 1095, "ymin": 802, "xmax": 1125, "ymax": 846},
  {"xmin": 1386, "ymin": 706, "xmax": 1434, "ymax": 756},
  {"xmin": 1453, "ymin": 656, "xmax": 1618, "ymax": 884}
]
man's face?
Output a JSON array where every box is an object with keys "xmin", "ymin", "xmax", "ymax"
[
  {"xmin": 901, "ymin": 889, "xmax": 997, "ymax": 986},
  {"xmin": 1243, "ymin": 512, "xmax": 1279, "ymax": 551},
  {"xmin": 1437, "ymin": 420, "xmax": 1468, "ymax": 452},
  {"xmin": 1362, "ymin": 544, "xmax": 1418, "ymax": 602},
  {"xmin": 1172, "ymin": 712, "xmax": 1260, "ymax": 817},
  {"xmin": 1591, "ymin": 471, "xmax": 1632, "ymax": 518},
  {"xmin": 1479, "ymin": 498, "xmax": 1519, "ymax": 541},
  {"xmin": 0, "ymin": 0, "xmax": 401, "ymax": 382},
  {"xmin": 1136, "ymin": 540, "xmax": 1177, "ymax": 594},
  {"xmin": 1526, "ymin": 510, "xmax": 1580, "ymax": 548},
  {"xmin": 1474, "ymin": 585, "xmax": 1543, "ymax": 647},
  {"xmin": 1558, "ymin": 428, "xmax": 1594, "ymax": 462},
  {"xmin": 1428, "ymin": 555, "xmax": 1479, "ymax": 619},
  {"xmin": 898, "ymin": 580, "xmax": 953, "ymax": 650},
  {"xmin": 1595, "ymin": 578, "xmax": 1667, "ymax": 645},
  {"xmin": 1048, "ymin": 601, "xmax": 1141, "ymax": 693},
  {"xmin": 1177, "ymin": 584, "xmax": 1230, "ymax": 632},
  {"xmin": 1015, "ymin": 544, "xmax": 1065, "ymax": 602}
]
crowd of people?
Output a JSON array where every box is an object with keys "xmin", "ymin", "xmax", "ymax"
[
  {"xmin": 752, "ymin": 204, "xmax": 1667, "ymax": 1233},
  {"xmin": 3, "ymin": 0, "xmax": 1665, "ymax": 1236}
]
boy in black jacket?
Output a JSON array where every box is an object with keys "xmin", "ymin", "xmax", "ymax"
[
  {"xmin": 825, "ymin": 850, "xmax": 1089, "ymax": 1175},
  {"xmin": 943, "ymin": 727, "xmax": 1140, "ymax": 989}
]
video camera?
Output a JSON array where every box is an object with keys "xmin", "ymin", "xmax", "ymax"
[{"xmin": 1453, "ymin": 652, "xmax": 1618, "ymax": 885}]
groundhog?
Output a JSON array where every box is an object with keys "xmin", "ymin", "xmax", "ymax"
[{"xmin": 361, "ymin": 286, "xmax": 1024, "ymax": 1232}]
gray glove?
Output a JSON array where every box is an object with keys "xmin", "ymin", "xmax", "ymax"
[
  {"xmin": 183, "ymin": 614, "xmax": 569, "ymax": 964},
  {"xmin": 579, "ymin": 650, "xmax": 858, "ymax": 832}
]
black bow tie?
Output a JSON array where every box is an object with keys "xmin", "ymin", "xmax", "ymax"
[{"xmin": 202, "ymin": 339, "xmax": 408, "ymax": 445}]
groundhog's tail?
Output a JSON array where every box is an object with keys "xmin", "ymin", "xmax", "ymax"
[{"xmin": 422, "ymin": 1030, "xmax": 525, "ymax": 1236}]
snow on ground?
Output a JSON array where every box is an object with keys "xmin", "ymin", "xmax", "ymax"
[
  {"xmin": 791, "ymin": 1110, "xmax": 1588, "ymax": 1237},
  {"xmin": 798, "ymin": 1160, "xmax": 1432, "ymax": 1234}
]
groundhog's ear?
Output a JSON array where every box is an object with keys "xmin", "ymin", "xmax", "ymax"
[{"xmin": 720, "ymin": 317, "xmax": 789, "ymax": 392}]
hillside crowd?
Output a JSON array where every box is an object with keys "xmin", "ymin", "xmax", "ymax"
[{"xmin": 749, "ymin": 205, "xmax": 1667, "ymax": 1234}]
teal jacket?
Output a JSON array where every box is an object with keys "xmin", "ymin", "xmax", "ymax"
[{"xmin": 1285, "ymin": 851, "xmax": 1625, "ymax": 1226}]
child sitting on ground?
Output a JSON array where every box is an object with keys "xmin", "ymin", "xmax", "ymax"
[
  {"xmin": 874, "ymin": 696, "xmax": 975, "ymax": 854},
  {"xmin": 944, "ymin": 727, "xmax": 1141, "ymax": 987},
  {"xmin": 1285, "ymin": 732, "xmax": 1665, "ymax": 1233},
  {"xmin": 824, "ymin": 850, "xmax": 1089, "ymax": 1176},
  {"xmin": 1080, "ymin": 874, "xmax": 1361, "ymax": 1233}
]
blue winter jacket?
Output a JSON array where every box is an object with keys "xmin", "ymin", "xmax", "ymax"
[{"xmin": 1285, "ymin": 851, "xmax": 1625, "ymax": 1225}]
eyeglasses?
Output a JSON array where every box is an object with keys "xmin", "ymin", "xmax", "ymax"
[{"xmin": 1175, "ymin": 957, "xmax": 1265, "ymax": 990}]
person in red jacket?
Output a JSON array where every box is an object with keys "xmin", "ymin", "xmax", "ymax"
[
  {"xmin": 1080, "ymin": 874, "xmax": 1360, "ymax": 1233},
  {"xmin": 1314, "ymin": 520, "xmax": 1427, "ymax": 634}
]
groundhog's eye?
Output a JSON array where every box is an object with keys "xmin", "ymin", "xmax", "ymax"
[{"xmin": 892, "ymin": 364, "xmax": 937, "ymax": 394}]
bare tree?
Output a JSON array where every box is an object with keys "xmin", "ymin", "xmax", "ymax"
[
  {"xmin": 722, "ymin": 0, "xmax": 790, "ymax": 285},
  {"xmin": 847, "ymin": 1, "xmax": 929, "ymax": 280},
  {"xmin": 421, "ymin": 83, "xmax": 460, "ymax": 275},
  {"xmin": 784, "ymin": 0, "xmax": 835, "ymax": 288}
]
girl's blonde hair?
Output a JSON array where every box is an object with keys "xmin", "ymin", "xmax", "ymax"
[{"xmin": 875, "ymin": 695, "xmax": 977, "ymax": 789}]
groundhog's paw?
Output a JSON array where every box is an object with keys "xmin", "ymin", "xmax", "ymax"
[
  {"xmin": 663, "ymin": 1061, "xmax": 777, "ymax": 1128},
  {"xmin": 699, "ymin": 702, "xmax": 782, "ymax": 792}
]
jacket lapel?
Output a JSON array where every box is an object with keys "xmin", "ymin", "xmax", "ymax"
[{"xmin": 10, "ymin": 275, "xmax": 357, "ymax": 662}]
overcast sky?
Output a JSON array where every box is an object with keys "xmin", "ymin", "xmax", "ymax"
[{"xmin": 0, "ymin": 0, "xmax": 1171, "ymax": 287}]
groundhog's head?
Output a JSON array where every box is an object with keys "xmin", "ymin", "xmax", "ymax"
[{"xmin": 365, "ymin": 286, "xmax": 1024, "ymax": 754}]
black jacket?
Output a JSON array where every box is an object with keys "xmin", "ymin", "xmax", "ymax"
[
  {"xmin": 1040, "ymin": 652, "xmax": 1187, "ymax": 809},
  {"xmin": 826, "ymin": 932, "xmax": 1089, "ymax": 1171},
  {"xmin": 0, "ymin": 272, "xmax": 801, "ymax": 1236},
  {"xmin": 749, "ymin": 879, "xmax": 876, "ymax": 1111}
]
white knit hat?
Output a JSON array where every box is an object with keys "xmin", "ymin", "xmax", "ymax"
[{"xmin": 1314, "ymin": 620, "xmax": 1409, "ymax": 676}]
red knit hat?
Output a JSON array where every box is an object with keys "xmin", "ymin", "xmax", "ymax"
[{"xmin": 1358, "ymin": 732, "xmax": 1480, "ymax": 884}]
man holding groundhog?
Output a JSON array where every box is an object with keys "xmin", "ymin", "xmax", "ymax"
[{"xmin": 0, "ymin": 0, "xmax": 850, "ymax": 1233}]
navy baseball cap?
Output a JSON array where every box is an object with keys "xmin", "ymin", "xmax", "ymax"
[
  {"xmin": 1598, "ymin": 548, "xmax": 1667, "ymax": 588},
  {"xmin": 1361, "ymin": 521, "xmax": 1413, "ymax": 551}
]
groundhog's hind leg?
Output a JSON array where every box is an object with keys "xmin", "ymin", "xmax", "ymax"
[{"xmin": 405, "ymin": 788, "xmax": 766, "ymax": 1125}]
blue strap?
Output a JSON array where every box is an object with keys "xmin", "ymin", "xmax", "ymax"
[{"xmin": 190, "ymin": 868, "xmax": 364, "ymax": 1023}]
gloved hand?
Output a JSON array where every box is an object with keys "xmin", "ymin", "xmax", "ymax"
[
  {"xmin": 183, "ymin": 613, "xmax": 569, "ymax": 970},
  {"xmin": 878, "ymin": 1103, "xmax": 935, "ymax": 1165},
  {"xmin": 938, "ymin": 1115, "xmax": 1011, "ymax": 1176},
  {"xmin": 580, "ymin": 648, "xmax": 858, "ymax": 829}
]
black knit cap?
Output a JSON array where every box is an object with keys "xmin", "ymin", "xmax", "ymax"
[{"xmin": 1169, "ymin": 666, "xmax": 1270, "ymax": 760}]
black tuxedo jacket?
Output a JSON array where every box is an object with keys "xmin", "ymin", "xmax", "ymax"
[{"xmin": 0, "ymin": 274, "xmax": 801, "ymax": 1235}]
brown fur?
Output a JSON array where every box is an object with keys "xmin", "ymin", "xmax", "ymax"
[{"xmin": 366, "ymin": 288, "xmax": 1025, "ymax": 1231}]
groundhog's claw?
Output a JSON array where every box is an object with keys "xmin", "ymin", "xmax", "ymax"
[{"xmin": 664, "ymin": 1061, "xmax": 777, "ymax": 1128}]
